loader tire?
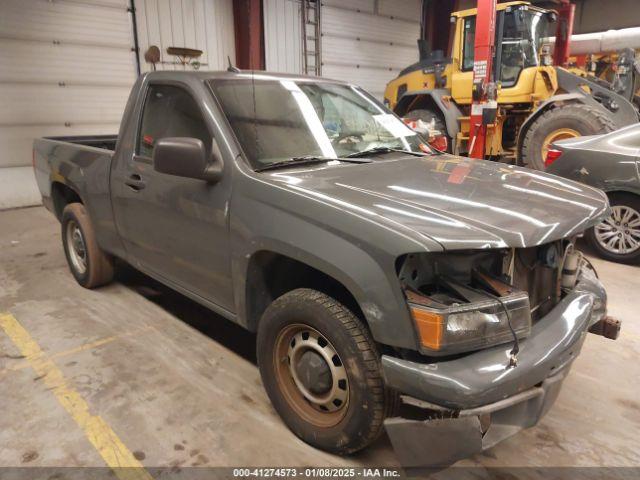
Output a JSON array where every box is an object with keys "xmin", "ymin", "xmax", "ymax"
[{"xmin": 521, "ymin": 103, "xmax": 617, "ymax": 170}]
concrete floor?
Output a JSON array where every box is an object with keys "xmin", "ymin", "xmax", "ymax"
[{"xmin": 1, "ymin": 206, "xmax": 639, "ymax": 475}]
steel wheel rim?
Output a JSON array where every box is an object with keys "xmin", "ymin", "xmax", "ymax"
[
  {"xmin": 541, "ymin": 128, "xmax": 580, "ymax": 159},
  {"xmin": 274, "ymin": 324, "xmax": 349, "ymax": 428},
  {"xmin": 66, "ymin": 220, "xmax": 87, "ymax": 274},
  {"xmin": 595, "ymin": 205, "xmax": 640, "ymax": 255}
]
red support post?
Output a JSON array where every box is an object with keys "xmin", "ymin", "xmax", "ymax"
[
  {"xmin": 553, "ymin": 1, "xmax": 575, "ymax": 67},
  {"xmin": 468, "ymin": 0, "xmax": 497, "ymax": 159},
  {"xmin": 233, "ymin": 0, "xmax": 264, "ymax": 70}
]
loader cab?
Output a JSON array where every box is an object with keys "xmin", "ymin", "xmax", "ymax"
[{"xmin": 451, "ymin": 2, "xmax": 556, "ymax": 104}]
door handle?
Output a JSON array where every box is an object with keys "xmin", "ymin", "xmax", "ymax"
[{"xmin": 125, "ymin": 173, "xmax": 146, "ymax": 191}]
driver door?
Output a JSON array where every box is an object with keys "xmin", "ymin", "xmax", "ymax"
[{"xmin": 111, "ymin": 83, "xmax": 234, "ymax": 312}]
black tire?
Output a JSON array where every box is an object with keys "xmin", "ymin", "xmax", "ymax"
[
  {"xmin": 521, "ymin": 103, "xmax": 616, "ymax": 170},
  {"xmin": 585, "ymin": 192, "xmax": 640, "ymax": 264},
  {"xmin": 257, "ymin": 288, "xmax": 393, "ymax": 455},
  {"xmin": 61, "ymin": 203, "xmax": 115, "ymax": 288},
  {"xmin": 404, "ymin": 108, "xmax": 451, "ymax": 152}
]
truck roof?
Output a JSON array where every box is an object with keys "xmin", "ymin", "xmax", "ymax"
[{"xmin": 142, "ymin": 70, "xmax": 350, "ymax": 85}]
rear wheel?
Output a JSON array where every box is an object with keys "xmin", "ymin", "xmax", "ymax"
[
  {"xmin": 585, "ymin": 193, "xmax": 640, "ymax": 264},
  {"xmin": 521, "ymin": 104, "xmax": 616, "ymax": 170},
  {"xmin": 61, "ymin": 203, "xmax": 114, "ymax": 288},
  {"xmin": 257, "ymin": 288, "xmax": 393, "ymax": 454}
]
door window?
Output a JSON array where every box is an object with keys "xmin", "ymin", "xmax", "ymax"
[
  {"xmin": 137, "ymin": 85, "xmax": 212, "ymax": 158},
  {"xmin": 461, "ymin": 17, "xmax": 476, "ymax": 71},
  {"xmin": 461, "ymin": 10, "xmax": 553, "ymax": 86}
]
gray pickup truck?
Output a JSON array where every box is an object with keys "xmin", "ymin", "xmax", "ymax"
[{"xmin": 34, "ymin": 71, "xmax": 620, "ymax": 469}]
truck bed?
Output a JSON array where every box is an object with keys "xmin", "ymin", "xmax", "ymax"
[
  {"xmin": 33, "ymin": 135, "xmax": 119, "ymax": 245},
  {"xmin": 43, "ymin": 135, "xmax": 118, "ymax": 152}
]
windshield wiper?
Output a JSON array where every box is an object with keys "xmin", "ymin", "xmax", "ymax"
[
  {"xmin": 345, "ymin": 146, "xmax": 438, "ymax": 158},
  {"xmin": 255, "ymin": 156, "xmax": 372, "ymax": 172}
]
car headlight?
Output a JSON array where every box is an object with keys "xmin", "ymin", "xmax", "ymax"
[
  {"xmin": 407, "ymin": 290, "xmax": 531, "ymax": 355},
  {"xmin": 397, "ymin": 251, "xmax": 536, "ymax": 356}
]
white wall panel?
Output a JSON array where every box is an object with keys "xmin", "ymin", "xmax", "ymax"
[
  {"xmin": 0, "ymin": 0, "xmax": 137, "ymax": 173},
  {"xmin": 0, "ymin": 39, "xmax": 135, "ymax": 86},
  {"xmin": 320, "ymin": 2, "xmax": 420, "ymax": 99},
  {"xmin": 80, "ymin": 0, "xmax": 129, "ymax": 7},
  {"xmin": 322, "ymin": 35, "xmax": 418, "ymax": 70},
  {"xmin": 264, "ymin": 0, "xmax": 303, "ymax": 74},
  {"xmin": 322, "ymin": 0, "xmax": 374, "ymax": 14},
  {"xmin": 0, "ymin": 0, "xmax": 134, "ymax": 48},
  {"xmin": 322, "ymin": 6, "xmax": 419, "ymax": 47},
  {"xmin": 322, "ymin": 64, "xmax": 403, "ymax": 99},
  {"xmin": 0, "ymin": 167, "xmax": 42, "ymax": 209},
  {"xmin": 0, "ymin": 125, "xmax": 121, "ymax": 169},
  {"xmin": 135, "ymin": 0, "xmax": 235, "ymax": 72},
  {"xmin": 0, "ymin": 85, "xmax": 130, "ymax": 126},
  {"xmin": 378, "ymin": 0, "xmax": 422, "ymax": 22}
]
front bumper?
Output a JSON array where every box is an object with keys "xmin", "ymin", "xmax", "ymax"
[
  {"xmin": 386, "ymin": 368, "xmax": 569, "ymax": 471},
  {"xmin": 381, "ymin": 274, "xmax": 607, "ymax": 469}
]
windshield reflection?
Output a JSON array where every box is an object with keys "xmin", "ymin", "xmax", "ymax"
[{"xmin": 209, "ymin": 78, "xmax": 427, "ymax": 169}]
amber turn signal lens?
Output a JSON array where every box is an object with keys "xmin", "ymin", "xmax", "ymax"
[{"xmin": 410, "ymin": 306, "xmax": 443, "ymax": 350}]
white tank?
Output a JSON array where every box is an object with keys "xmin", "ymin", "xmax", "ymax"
[{"xmin": 546, "ymin": 27, "xmax": 640, "ymax": 55}]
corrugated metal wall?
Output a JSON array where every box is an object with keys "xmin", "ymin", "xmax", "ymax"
[
  {"xmin": 264, "ymin": 0, "xmax": 303, "ymax": 74},
  {"xmin": 134, "ymin": 0, "xmax": 235, "ymax": 72},
  {"xmin": 0, "ymin": 0, "xmax": 138, "ymax": 169},
  {"xmin": 0, "ymin": 0, "xmax": 236, "ymax": 208},
  {"xmin": 321, "ymin": 0, "xmax": 422, "ymax": 98}
]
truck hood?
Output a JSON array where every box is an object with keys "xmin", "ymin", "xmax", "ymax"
[{"xmin": 267, "ymin": 155, "xmax": 609, "ymax": 250}]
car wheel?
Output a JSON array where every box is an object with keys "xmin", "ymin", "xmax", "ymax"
[
  {"xmin": 585, "ymin": 193, "xmax": 640, "ymax": 264},
  {"xmin": 257, "ymin": 288, "xmax": 394, "ymax": 454},
  {"xmin": 61, "ymin": 203, "xmax": 115, "ymax": 288}
]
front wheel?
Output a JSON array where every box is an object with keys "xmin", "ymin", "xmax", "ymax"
[
  {"xmin": 257, "ymin": 289, "xmax": 392, "ymax": 454},
  {"xmin": 585, "ymin": 193, "xmax": 640, "ymax": 264}
]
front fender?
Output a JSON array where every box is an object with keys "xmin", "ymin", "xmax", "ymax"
[{"xmin": 229, "ymin": 175, "xmax": 435, "ymax": 350}]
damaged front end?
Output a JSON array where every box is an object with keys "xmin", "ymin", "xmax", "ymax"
[{"xmin": 383, "ymin": 239, "xmax": 617, "ymax": 471}]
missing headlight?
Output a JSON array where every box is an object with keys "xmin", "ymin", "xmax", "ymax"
[{"xmin": 398, "ymin": 252, "xmax": 531, "ymax": 356}]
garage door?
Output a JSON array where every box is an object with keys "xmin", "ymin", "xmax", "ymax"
[
  {"xmin": 0, "ymin": 0, "xmax": 138, "ymax": 171},
  {"xmin": 321, "ymin": 0, "xmax": 422, "ymax": 99},
  {"xmin": 264, "ymin": 0, "xmax": 303, "ymax": 74}
]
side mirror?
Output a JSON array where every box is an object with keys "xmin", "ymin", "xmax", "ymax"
[{"xmin": 152, "ymin": 137, "xmax": 223, "ymax": 182}]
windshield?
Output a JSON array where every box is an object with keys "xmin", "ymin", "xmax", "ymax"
[
  {"xmin": 499, "ymin": 8, "xmax": 553, "ymax": 86},
  {"xmin": 208, "ymin": 77, "xmax": 429, "ymax": 169}
]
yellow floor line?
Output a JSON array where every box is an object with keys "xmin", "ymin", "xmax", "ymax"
[
  {"xmin": 0, "ymin": 312, "xmax": 153, "ymax": 480},
  {"xmin": 0, "ymin": 325, "xmax": 155, "ymax": 378}
]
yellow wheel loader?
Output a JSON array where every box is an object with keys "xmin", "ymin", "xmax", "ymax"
[
  {"xmin": 384, "ymin": 1, "xmax": 639, "ymax": 169},
  {"xmin": 568, "ymin": 48, "xmax": 640, "ymax": 109}
]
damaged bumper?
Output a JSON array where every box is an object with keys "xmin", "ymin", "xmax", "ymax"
[
  {"xmin": 386, "ymin": 369, "xmax": 568, "ymax": 470},
  {"xmin": 381, "ymin": 274, "xmax": 608, "ymax": 469}
]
